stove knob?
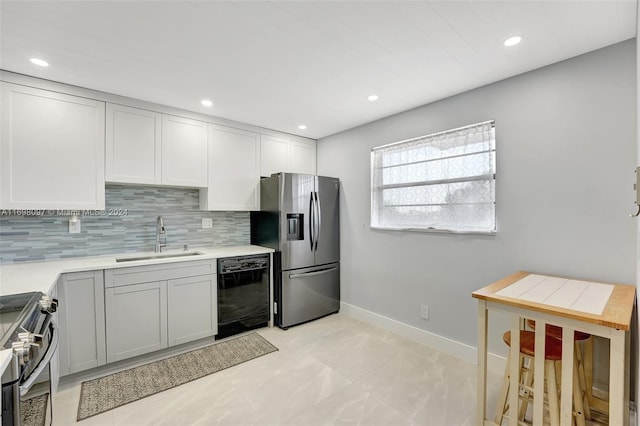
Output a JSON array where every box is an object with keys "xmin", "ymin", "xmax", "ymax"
[
  {"xmin": 18, "ymin": 332, "xmax": 42, "ymax": 346},
  {"xmin": 11, "ymin": 341, "xmax": 31, "ymax": 365},
  {"xmin": 39, "ymin": 296, "xmax": 59, "ymax": 313}
]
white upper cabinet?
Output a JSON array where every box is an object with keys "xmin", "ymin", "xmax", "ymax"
[
  {"xmin": 0, "ymin": 83, "xmax": 105, "ymax": 209},
  {"xmin": 289, "ymin": 140, "xmax": 317, "ymax": 175},
  {"xmin": 106, "ymin": 106, "xmax": 207, "ymax": 188},
  {"xmin": 260, "ymin": 135, "xmax": 288, "ymax": 177},
  {"xmin": 260, "ymin": 135, "xmax": 316, "ymax": 177},
  {"xmin": 161, "ymin": 115, "xmax": 208, "ymax": 187},
  {"xmin": 106, "ymin": 104, "xmax": 161, "ymax": 185},
  {"xmin": 200, "ymin": 125, "xmax": 260, "ymax": 211}
]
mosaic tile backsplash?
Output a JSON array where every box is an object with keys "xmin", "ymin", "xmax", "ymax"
[{"xmin": 0, "ymin": 185, "xmax": 250, "ymax": 263}]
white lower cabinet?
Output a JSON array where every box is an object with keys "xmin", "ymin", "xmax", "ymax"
[
  {"xmin": 104, "ymin": 260, "xmax": 217, "ymax": 363},
  {"xmin": 167, "ymin": 275, "xmax": 217, "ymax": 346},
  {"xmin": 105, "ymin": 281, "xmax": 168, "ymax": 363},
  {"xmin": 57, "ymin": 271, "xmax": 107, "ymax": 376}
]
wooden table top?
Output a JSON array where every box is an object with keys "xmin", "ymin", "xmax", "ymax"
[{"xmin": 472, "ymin": 271, "xmax": 636, "ymax": 331}]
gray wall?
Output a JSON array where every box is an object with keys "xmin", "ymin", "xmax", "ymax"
[
  {"xmin": 0, "ymin": 184, "xmax": 250, "ymax": 263},
  {"xmin": 636, "ymin": 7, "xmax": 640, "ymax": 416},
  {"xmin": 317, "ymin": 40, "xmax": 637, "ymax": 354}
]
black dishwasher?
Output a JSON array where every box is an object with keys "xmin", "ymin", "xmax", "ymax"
[{"xmin": 216, "ymin": 254, "xmax": 270, "ymax": 339}]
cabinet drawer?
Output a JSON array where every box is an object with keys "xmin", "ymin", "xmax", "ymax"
[
  {"xmin": 105, "ymin": 259, "xmax": 216, "ymax": 288},
  {"xmin": 64, "ymin": 270, "xmax": 100, "ymax": 282}
]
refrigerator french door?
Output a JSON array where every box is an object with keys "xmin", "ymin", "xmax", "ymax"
[{"xmin": 251, "ymin": 173, "xmax": 340, "ymax": 329}]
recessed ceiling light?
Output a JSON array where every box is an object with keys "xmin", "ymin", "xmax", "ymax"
[
  {"xmin": 503, "ymin": 36, "xmax": 522, "ymax": 47},
  {"xmin": 29, "ymin": 57, "xmax": 49, "ymax": 67},
  {"xmin": 367, "ymin": 94, "xmax": 379, "ymax": 101},
  {"xmin": 201, "ymin": 99, "xmax": 213, "ymax": 107},
  {"xmin": 298, "ymin": 125, "xmax": 307, "ymax": 130}
]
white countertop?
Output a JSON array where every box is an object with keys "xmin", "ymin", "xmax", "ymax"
[{"xmin": 0, "ymin": 245, "xmax": 273, "ymax": 296}]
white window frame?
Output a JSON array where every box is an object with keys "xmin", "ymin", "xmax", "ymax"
[{"xmin": 370, "ymin": 120, "xmax": 496, "ymax": 235}]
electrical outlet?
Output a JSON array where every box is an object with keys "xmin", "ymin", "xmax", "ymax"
[
  {"xmin": 202, "ymin": 218, "xmax": 213, "ymax": 229},
  {"xmin": 69, "ymin": 218, "xmax": 81, "ymax": 234},
  {"xmin": 420, "ymin": 304, "xmax": 429, "ymax": 320}
]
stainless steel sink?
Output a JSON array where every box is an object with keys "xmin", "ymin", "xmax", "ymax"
[{"xmin": 116, "ymin": 252, "xmax": 203, "ymax": 262}]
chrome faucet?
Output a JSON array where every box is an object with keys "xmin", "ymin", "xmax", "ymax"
[{"xmin": 156, "ymin": 216, "xmax": 167, "ymax": 253}]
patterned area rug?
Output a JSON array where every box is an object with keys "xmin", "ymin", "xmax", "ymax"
[
  {"xmin": 77, "ymin": 333, "xmax": 278, "ymax": 421},
  {"xmin": 22, "ymin": 393, "xmax": 48, "ymax": 426}
]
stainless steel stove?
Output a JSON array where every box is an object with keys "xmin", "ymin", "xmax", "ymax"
[{"xmin": 1, "ymin": 292, "xmax": 58, "ymax": 426}]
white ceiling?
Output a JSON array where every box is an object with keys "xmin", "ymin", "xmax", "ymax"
[{"xmin": 0, "ymin": 1, "xmax": 636, "ymax": 139}]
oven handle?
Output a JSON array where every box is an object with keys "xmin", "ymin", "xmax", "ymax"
[{"xmin": 19, "ymin": 319, "xmax": 58, "ymax": 397}]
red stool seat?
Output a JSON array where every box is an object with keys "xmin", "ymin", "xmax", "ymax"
[
  {"xmin": 497, "ymin": 329, "xmax": 588, "ymax": 426},
  {"xmin": 503, "ymin": 330, "xmax": 563, "ymax": 360},
  {"xmin": 526, "ymin": 319, "xmax": 591, "ymax": 341}
]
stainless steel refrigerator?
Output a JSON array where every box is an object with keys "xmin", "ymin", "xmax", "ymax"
[{"xmin": 251, "ymin": 173, "xmax": 340, "ymax": 329}]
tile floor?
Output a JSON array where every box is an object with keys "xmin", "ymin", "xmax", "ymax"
[{"xmin": 53, "ymin": 314, "xmax": 503, "ymax": 426}]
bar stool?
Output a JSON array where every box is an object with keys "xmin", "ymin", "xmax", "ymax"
[
  {"xmin": 526, "ymin": 319, "xmax": 592, "ymax": 421},
  {"xmin": 494, "ymin": 330, "xmax": 587, "ymax": 426}
]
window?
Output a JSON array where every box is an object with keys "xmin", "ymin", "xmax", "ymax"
[{"xmin": 371, "ymin": 120, "xmax": 496, "ymax": 234}]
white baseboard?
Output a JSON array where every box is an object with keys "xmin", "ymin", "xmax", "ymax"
[
  {"xmin": 340, "ymin": 301, "xmax": 506, "ymax": 375},
  {"xmin": 340, "ymin": 303, "xmax": 637, "ymax": 423}
]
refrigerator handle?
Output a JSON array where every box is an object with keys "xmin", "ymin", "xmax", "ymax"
[
  {"xmin": 309, "ymin": 191, "xmax": 315, "ymax": 251},
  {"xmin": 314, "ymin": 191, "xmax": 321, "ymax": 252},
  {"xmin": 288, "ymin": 266, "xmax": 338, "ymax": 279}
]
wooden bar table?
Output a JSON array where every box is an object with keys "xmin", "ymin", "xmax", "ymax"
[{"xmin": 472, "ymin": 271, "xmax": 636, "ymax": 426}]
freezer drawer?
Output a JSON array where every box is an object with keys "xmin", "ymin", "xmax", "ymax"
[{"xmin": 279, "ymin": 263, "xmax": 340, "ymax": 328}]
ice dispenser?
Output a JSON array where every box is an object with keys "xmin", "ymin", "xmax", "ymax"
[{"xmin": 286, "ymin": 213, "xmax": 304, "ymax": 240}]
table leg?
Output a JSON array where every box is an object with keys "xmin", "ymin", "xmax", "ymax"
[
  {"xmin": 477, "ymin": 300, "xmax": 488, "ymax": 425},
  {"xmin": 509, "ymin": 316, "xmax": 521, "ymax": 426},
  {"xmin": 609, "ymin": 329, "xmax": 629, "ymax": 426},
  {"xmin": 560, "ymin": 326, "xmax": 575, "ymax": 426},
  {"xmin": 533, "ymin": 320, "xmax": 546, "ymax": 426}
]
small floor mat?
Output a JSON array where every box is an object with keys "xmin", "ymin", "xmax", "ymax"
[
  {"xmin": 77, "ymin": 332, "xmax": 278, "ymax": 421},
  {"xmin": 22, "ymin": 393, "xmax": 48, "ymax": 426}
]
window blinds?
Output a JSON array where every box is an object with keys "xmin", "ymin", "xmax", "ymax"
[{"xmin": 371, "ymin": 120, "xmax": 496, "ymax": 233}]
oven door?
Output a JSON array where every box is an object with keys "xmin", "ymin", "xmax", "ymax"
[
  {"xmin": 2, "ymin": 354, "xmax": 20, "ymax": 426},
  {"xmin": 2, "ymin": 315, "xmax": 58, "ymax": 426},
  {"xmin": 20, "ymin": 316, "xmax": 58, "ymax": 397}
]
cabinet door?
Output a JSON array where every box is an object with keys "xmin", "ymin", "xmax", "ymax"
[
  {"xmin": 260, "ymin": 135, "xmax": 288, "ymax": 177},
  {"xmin": 161, "ymin": 115, "xmax": 208, "ymax": 187},
  {"xmin": 57, "ymin": 271, "xmax": 106, "ymax": 376},
  {"xmin": 289, "ymin": 140, "xmax": 316, "ymax": 175},
  {"xmin": 167, "ymin": 275, "xmax": 217, "ymax": 346},
  {"xmin": 106, "ymin": 104, "xmax": 161, "ymax": 184},
  {"xmin": 105, "ymin": 281, "xmax": 167, "ymax": 363},
  {"xmin": 0, "ymin": 83, "xmax": 105, "ymax": 209},
  {"xmin": 200, "ymin": 125, "xmax": 260, "ymax": 211}
]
